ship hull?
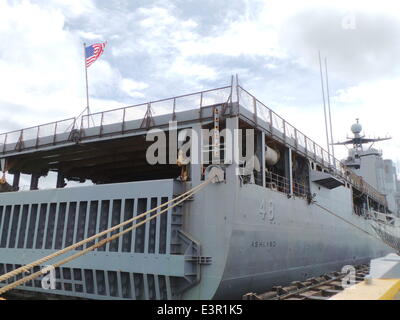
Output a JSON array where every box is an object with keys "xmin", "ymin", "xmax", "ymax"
[
  {"xmin": 0, "ymin": 179, "xmax": 395, "ymax": 300},
  {"xmin": 183, "ymin": 182, "xmax": 393, "ymax": 299}
]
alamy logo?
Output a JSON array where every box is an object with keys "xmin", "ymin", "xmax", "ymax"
[
  {"xmin": 145, "ymin": 121, "xmax": 258, "ymax": 176},
  {"xmin": 342, "ymin": 12, "xmax": 356, "ymax": 30},
  {"xmin": 341, "ymin": 265, "xmax": 356, "ymax": 289},
  {"xmin": 41, "ymin": 265, "xmax": 56, "ymax": 290}
]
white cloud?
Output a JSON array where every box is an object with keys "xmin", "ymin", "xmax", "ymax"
[
  {"xmin": 265, "ymin": 63, "xmax": 278, "ymax": 70},
  {"xmin": 77, "ymin": 31, "xmax": 103, "ymax": 40},
  {"xmin": 0, "ymin": 1, "xmax": 85, "ymax": 125},
  {"xmin": 331, "ymin": 78, "xmax": 400, "ymax": 160},
  {"xmin": 0, "ymin": 0, "xmax": 124, "ymax": 129},
  {"xmin": 120, "ymin": 78, "xmax": 148, "ymax": 98},
  {"xmin": 177, "ymin": 14, "xmax": 283, "ymax": 58},
  {"xmin": 111, "ymin": 5, "xmax": 197, "ymax": 58},
  {"xmin": 276, "ymin": 1, "xmax": 400, "ymax": 81},
  {"xmin": 138, "ymin": 7, "xmax": 177, "ymax": 28},
  {"xmin": 264, "ymin": 75, "xmax": 400, "ymax": 163},
  {"xmin": 34, "ymin": 0, "xmax": 95, "ymax": 17},
  {"xmin": 168, "ymin": 57, "xmax": 217, "ymax": 81}
]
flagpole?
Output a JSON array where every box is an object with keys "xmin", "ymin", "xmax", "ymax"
[{"xmin": 83, "ymin": 43, "xmax": 90, "ymax": 127}]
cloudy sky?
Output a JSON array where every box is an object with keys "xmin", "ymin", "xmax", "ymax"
[{"xmin": 0, "ymin": 0, "xmax": 399, "ymax": 171}]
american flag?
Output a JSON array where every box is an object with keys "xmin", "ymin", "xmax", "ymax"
[{"xmin": 85, "ymin": 42, "xmax": 106, "ymax": 68}]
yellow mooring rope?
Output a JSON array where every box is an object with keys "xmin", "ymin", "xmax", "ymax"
[{"xmin": 0, "ymin": 178, "xmax": 213, "ymax": 296}]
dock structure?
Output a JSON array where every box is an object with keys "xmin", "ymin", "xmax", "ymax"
[
  {"xmin": 243, "ymin": 254, "xmax": 400, "ymax": 300},
  {"xmin": 330, "ymin": 253, "xmax": 400, "ymax": 300},
  {"xmin": 331, "ymin": 278, "xmax": 400, "ymax": 300}
]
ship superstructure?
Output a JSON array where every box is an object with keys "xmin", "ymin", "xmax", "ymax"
[
  {"xmin": 0, "ymin": 79, "xmax": 398, "ymax": 299},
  {"xmin": 335, "ymin": 119, "xmax": 399, "ymax": 216}
]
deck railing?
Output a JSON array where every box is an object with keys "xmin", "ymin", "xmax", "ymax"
[
  {"xmin": 0, "ymin": 118, "xmax": 77, "ymax": 153},
  {"xmin": 0, "ymin": 86, "xmax": 232, "ymax": 153},
  {"xmin": 80, "ymin": 86, "xmax": 233, "ymax": 129},
  {"xmin": 254, "ymin": 171, "xmax": 310, "ymax": 198}
]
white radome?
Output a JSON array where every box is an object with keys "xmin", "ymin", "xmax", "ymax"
[{"xmin": 351, "ymin": 122, "xmax": 362, "ymax": 134}]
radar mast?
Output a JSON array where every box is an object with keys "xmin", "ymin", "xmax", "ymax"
[{"xmin": 333, "ymin": 119, "xmax": 391, "ymax": 169}]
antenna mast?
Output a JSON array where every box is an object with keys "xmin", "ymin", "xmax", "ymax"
[
  {"xmin": 324, "ymin": 57, "xmax": 335, "ymax": 162},
  {"xmin": 318, "ymin": 51, "xmax": 331, "ymax": 166}
]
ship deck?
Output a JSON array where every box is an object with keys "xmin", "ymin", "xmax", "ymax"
[{"xmin": 0, "ymin": 82, "xmax": 387, "ymax": 204}]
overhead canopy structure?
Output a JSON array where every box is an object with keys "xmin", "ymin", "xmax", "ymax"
[
  {"xmin": 310, "ymin": 170, "xmax": 344, "ymax": 189},
  {"xmin": 5, "ymin": 135, "xmax": 180, "ymax": 184}
]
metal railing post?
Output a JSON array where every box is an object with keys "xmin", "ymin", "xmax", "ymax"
[
  {"xmin": 122, "ymin": 108, "xmax": 126, "ymax": 133},
  {"xmin": 35, "ymin": 127, "xmax": 39, "ymax": 148},
  {"xmin": 253, "ymin": 97, "xmax": 257, "ymax": 125},
  {"xmin": 269, "ymin": 109, "xmax": 273, "ymax": 134},
  {"xmin": 304, "ymin": 136, "xmax": 308, "ymax": 155},
  {"xmin": 53, "ymin": 122, "xmax": 58, "ymax": 145},
  {"xmin": 313, "ymin": 142, "xmax": 317, "ymax": 161},
  {"xmin": 236, "ymin": 83, "xmax": 240, "ymax": 107},
  {"xmin": 229, "ymin": 75, "xmax": 234, "ymax": 104},
  {"xmin": 2, "ymin": 133, "xmax": 7, "ymax": 153},
  {"xmin": 100, "ymin": 112, "xmax": 104, "ymax": 137},
  {"xmin": 172, "ymin": 98, "xmax": 176, "ymax": 121},
  {"xmin": 199, "ymin": 92, "xmax": 203, "ymax": 120},
  {"xmin": 288, "ymin": 147, "xmax": 293, "ymax": 196},
  {"xmin": 282, "ymin": 119, "xmax": 286, "ymax": 143}
]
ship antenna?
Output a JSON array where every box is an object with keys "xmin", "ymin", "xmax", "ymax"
[
  {"xmin": 324, "ymin": 57, "xmax": 335, "ymax": 162},
  {"xmin": 318, "ymin": 51, "xmax": 332, "ymax": 167}
]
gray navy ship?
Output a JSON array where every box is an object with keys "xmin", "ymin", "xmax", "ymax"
[{"xmin": 0, "ymin": 79, "xmax": 399, "ymax": 299}]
